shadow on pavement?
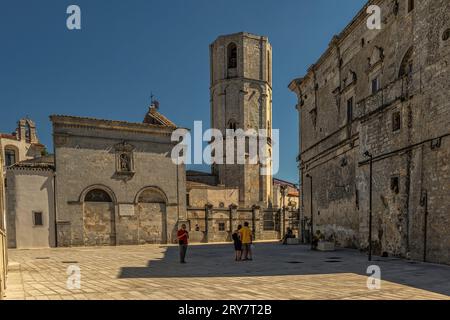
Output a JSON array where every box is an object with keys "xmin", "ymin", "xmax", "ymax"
[{"xmin": 118, "ymin": 242, "xmax": 450, "ymax": 296}]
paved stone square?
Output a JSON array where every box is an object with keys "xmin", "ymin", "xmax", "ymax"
[{"xmin": 4, "ymin": 242, "xmax": 450, "ymax": 300}]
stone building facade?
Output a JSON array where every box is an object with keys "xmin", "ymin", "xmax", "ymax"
[
  {"xmin": 289, "ymin": 0, "xmax": 450, "ymax": 264},
  {"xmin": 183, "ymin": 33, "xmax": 291, "ymax": 242},
  {"xmin": 1, "ymin": 119, "xmax": 45, "ymax": 170},
  {"xmin": 51, "ymin": 110, "xmax": 186, "ymax": 246},
  {"xmin": 5, "ymin": 156, "xmax": 55, "ymax": 248},
  {"xmin": 209, "ymin": 32, "xmax": 273, "ymax": 208},
  {"xmin": 0, "ymin": 150, "xmax": 7, "ymax": 299},
  {"xmin": 3, "ymin": 32, "xmax": 294, "ymax": 248}
]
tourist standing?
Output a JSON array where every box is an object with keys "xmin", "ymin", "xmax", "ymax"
[
  {"xmin": 177, "ymin": 224, "xmax": 189, "ymax": 263},
  {"xmin": 240, "ymin": 222, "xmax": 253, "ymax": 261},
  {"xmin": 232, "ymin": 225, "xmax": 243, "ymax": 261}
]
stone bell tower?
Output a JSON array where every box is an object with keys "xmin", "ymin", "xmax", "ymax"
[{"xmin": 209, "ymin": 32, "xmax": 273, "ymax": 208}]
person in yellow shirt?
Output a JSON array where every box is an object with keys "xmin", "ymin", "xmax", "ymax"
[{"xmin": 239, "ymin": 222, "xmax": 253, "ymax": 261}]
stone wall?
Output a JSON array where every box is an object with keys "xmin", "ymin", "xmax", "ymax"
[
  {"xmin": 5, "ymin": 168, "xmax": 55, "ymax": 248},
  {"xmin": 0, "ymin": 149, "xmax": 6, "ymax": 299},
  {"xmin": 51, "ymin": 116, "xmax": 186, "ymax": 246},
  {"xmin": 186, "ymin": 206, "xmax": 282, "ymax": 243},
  {"xmin": 290, "ymin": 0, "xmax": 450, "ymax": 264}
]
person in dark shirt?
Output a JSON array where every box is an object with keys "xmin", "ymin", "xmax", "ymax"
[
  {"xmin": 282, "ymin": 228, "xmax": 295, "ymax": 245},
  {"xmin": 177, "ymin": 224, "xmax": 189, "ymax": 263},
  {"xmin": 232, "ymin": 225, "xmax": 242, "ymax": 261}
]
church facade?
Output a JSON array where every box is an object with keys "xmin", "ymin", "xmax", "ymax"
[
  {"xmin": 4, "ymin": 32, "xmax": 298, "ymax": 248},
  {"xmin": 51, "ymin": 112, "xmax": 187, "ymax": 246}
]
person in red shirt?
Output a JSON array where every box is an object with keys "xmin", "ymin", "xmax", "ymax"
[{"xmin": 177, "ymin": 224, "xmax": 189, "ymax": 263}]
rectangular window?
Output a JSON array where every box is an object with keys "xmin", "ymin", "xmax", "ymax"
[
  {"xmin": 186, "ymin": 193, "xmax": 190, "ymax": 206},
  {"xmin": 392, "ymin": 111, "xmax": 401, "ymax": 132},
  {"xmin": 390, "ymin": 177, "xmax": 400, "ymax": 194},
  {"xmin": 218, "ymin": 222, "xmax": 225, "ymax": 232},
  {"xmin": 33, "ymin": 212, "xmax": 43, "ymax": 226},
  {"xmin": 408, "ymin": 0, "xmax": 414, "ymax": 12},
  {"xmin": 371, "ymin": 77, "xmax": 380, "ymax": 94},
  {"xmin": 347, "ymin": 97, "xmax": 354, "ymax": 124},
  {"xmin": 5, "ymin": 149, "xmax": 16, "ymax": 167}
]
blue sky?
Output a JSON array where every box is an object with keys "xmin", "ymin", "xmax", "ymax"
[{"xmin": 0, "ymin": 0, "xmax": 366, "ymax": 182}]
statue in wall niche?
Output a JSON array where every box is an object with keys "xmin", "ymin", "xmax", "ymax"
[
  {"xmin": 114, "ymin": 141, "xmax": 135, "ymax": 177},
  {"xmin": 120, "ymin": 153, "xmax": 131, "ymax": 172}
]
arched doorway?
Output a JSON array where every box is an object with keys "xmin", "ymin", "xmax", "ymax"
[
  {"xmin": 83, "ymin": 188, "xmax": 116, "ymax": 246},
  {"xmin": 136, "ymin": 187, "xmax": 167, "ymax": 244}
]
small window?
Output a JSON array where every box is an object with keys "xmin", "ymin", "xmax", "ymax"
[
  {"xmin": 371, "ymin": 77, "xmax": 380, "ymax": 94},
  {"xmin": 218, "ymin": 222, "xmax": 226, "ymax": 231},
  {"xmin": 33, "ymin": 212, "xmax": 43, "ymax": 226},
  {"xmin": 361, "ymin": 38, "xmax": 365, "ymax": 48},
  {"xmin": 407, "ymin": 0, "xmax": 414, "ymax": 13},
  {"xmin": 431, "ymin": 138, "xmax": 442, "ymax": 150},
  {"xmin": 5, "ymin": 148, "xmax": 16, "ymax": 166},
  {"xmin": 310, "ymin": 109, "xmax": 317, "ymax": 128},
  {"xmin": 186, "ymin": 193, "xmax": 190, "ymax": 206},
  {"xmin": 443, "ymin": 29, "xmax": 450, "ymax": 41},
  {"xmin": 347, "ymin": 97, "xmax": 354, "ymax": 124},
  {"xmin": 391, "ymin": 177, "xmax": 400, "ymax": 194},
  {"xmin": 392, "ymin": 111, "xmax": 401, "ymax": 131},
  {"xmin": 228, "ymin": 120, "xmax": 237, "ymax": 131}
]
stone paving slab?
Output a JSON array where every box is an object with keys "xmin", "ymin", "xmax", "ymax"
[{"xmin": 4, "ymin": 242, "xmax": 450, "ymax": 300}]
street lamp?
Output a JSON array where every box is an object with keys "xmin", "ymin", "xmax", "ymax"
[
  {"xmin": 306, "ymin": 173, "xmax": 313, "ymax": 249},
  {"xmin": 363, "ymin": 151, "xmax": 373, "ymax": 261},
  {"xmin": 280, "ymin": 185, "xmax": 288, "ymax": 236}
]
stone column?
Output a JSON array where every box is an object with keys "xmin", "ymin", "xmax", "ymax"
[
  {"xmin": 229, "ymin": 204, "xmax": 238, "ymax": 232},
  {"xmin": 205, "ymin": 204, "xmax": 213, "ymax": 243},
  {"xmin": 252, "ymin": 205, "xmax": 260, "ymax": 241}
]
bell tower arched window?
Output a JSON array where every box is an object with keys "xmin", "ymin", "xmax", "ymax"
[
  {"xmin": 227, "ymin": 43, "xmax": 237, "ymax": 70},
  {"xmin": 25, "ymin": 122, "xmax": 31, "ymax": 142}
]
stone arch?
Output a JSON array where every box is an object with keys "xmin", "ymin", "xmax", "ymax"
[
  {"xmin": 79, "ymin": 184, "xmax": 117, "ymax": 203},
  {"xmin": 398, "ymin": 47, "xmax": 413, "ymax": 78},
  {"xmin": 81, "ymin": 185, "xmax": 116, "ymax": 246},
  {"xmin": 134, "ymin": 186, "xmax": 168, "ymax": 204},
  {"xmin": 84, "ymin": 189, "xmax": 112, "ymax": 202},
  {"xmin": 135, "ymin": 186, "xmax": 168, "ymax": 244}
]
